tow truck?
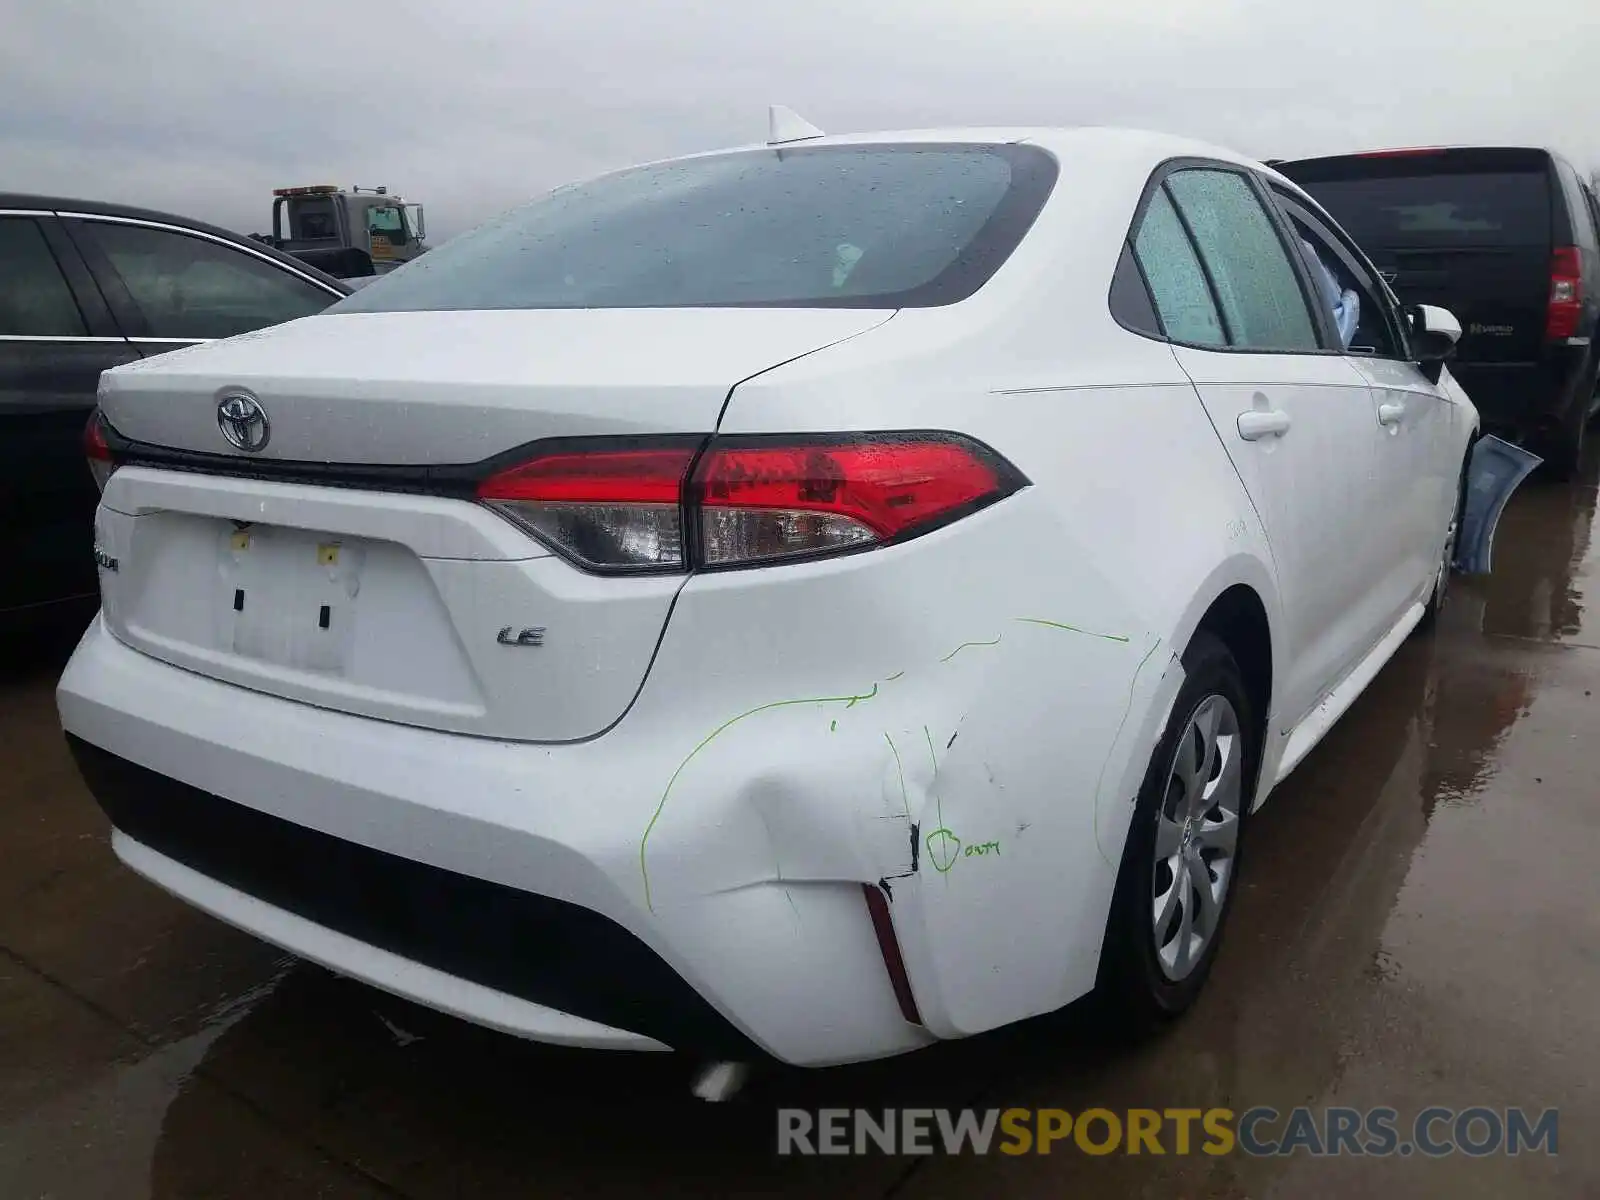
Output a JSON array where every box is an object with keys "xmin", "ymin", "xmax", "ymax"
[{"xmin": 251, "ymin": 184, "xmax": 427, "ymax": 279}]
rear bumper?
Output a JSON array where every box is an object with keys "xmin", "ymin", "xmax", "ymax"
[
  {"xmin": 69, "ymin": 736, "xmax": 741, "ymax": 1055},
  {"xmin": 56, "ymin": 618, "xmax": 933, "ymax": 1066},
  {"xmin": 1451, "ymin": 347, "xmax": 1593, "ymax": 433},
  {"xmin": 110, "ymin": 831, "xmax": 671, "ymax": 1052}
]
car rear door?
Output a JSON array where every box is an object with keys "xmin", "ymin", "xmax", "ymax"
[
  {"xmin": 1268, "ymin": 183, "xmax": 1459, "ymax": 623},
  {"xmin": 1131, "ymin": 164, "xmax": 1394, "ymax": 732},
  {"xmin": 0, "ymin": 209, "xmax": 140, "ymax": 616},
  {"xmin": 61, "ymin": 215, "xmax": 344, "ymax": 359}
]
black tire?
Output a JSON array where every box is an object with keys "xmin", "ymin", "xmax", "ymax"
[
  {"xmin": 1096, "ymin": 631, "xmax": 1260, "ymax": 1028},
  {"xmin": 1540, "ymin": 396, "xmax": 1587, "ymax": 482},
  {"xmin": 1416, "ymin": 439, "xmax": 1474, "ymax": 633}
]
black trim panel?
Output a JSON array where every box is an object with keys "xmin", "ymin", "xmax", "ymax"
[
  {"xmin": 66, "ymin": 735, "xmax": 759, "ymax": 1058},
  {"xmin": 34, "ymin": 215, "xmax": 122, "ymax": 337}
]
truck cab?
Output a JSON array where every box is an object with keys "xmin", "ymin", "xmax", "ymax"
[{"xmin": 271, "ymin": 185, "xmax": 427, "ymax": 274}]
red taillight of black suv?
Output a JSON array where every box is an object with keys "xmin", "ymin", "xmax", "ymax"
[{"xmin": 1546, "ymin": 245, "xmax": 1584, "ymax": 340}]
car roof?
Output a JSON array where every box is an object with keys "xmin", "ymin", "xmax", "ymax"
[
  {"xmin": 1275, "ymin": 146, "xmax": 1558, "ymax": 171},
  {"xmin": 0, "ymin": 192, "xmax": 350, "ymax": 291},
  {"xmin": 586, "ymin": 125, "xmax": 1265, "ymax": 183}
]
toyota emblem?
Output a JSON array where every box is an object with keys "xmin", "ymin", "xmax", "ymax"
[{"xmin": 216, "ymin": 391, "xmax": 270, "ymax": 453}]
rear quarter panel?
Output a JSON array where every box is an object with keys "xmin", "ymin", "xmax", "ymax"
[{"xmin": 644, "ymin": 256, "xmax": 1285, "ymax": 1035}]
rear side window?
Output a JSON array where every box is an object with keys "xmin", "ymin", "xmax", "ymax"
[
  {"xmin": 82, "ymin": 222, "xmax": 335, "ymax": 339},
  {"xmin": 1293, "ymin": 170, "xmax": 1552, "ymax": 249},
  {"xmin": 1555, "ymin": 161, "xmax": 1598, "ymax": 251},
  {"xmin": 285, "ymin": 198, "xmax": 338, "ymax": 241},
  {"xmin": 1132, "ymin": 189, "xmax": 1226, "ymax": 346},
  {"xmin": 1165, "ymin": 169, "xmax": 1320, "ymax": 352},
  {"xmin": 0, "ymin": 218, "xmax": 87, "ymax": 336},
  {"xmin": 332, "ymin": 143, "xmax": 1059, "ymax": 312}
]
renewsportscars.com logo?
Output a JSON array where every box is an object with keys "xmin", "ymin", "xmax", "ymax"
[{"xmin": 777, "ymin": 1106, "xmax": 1559, "ymax": 1158}]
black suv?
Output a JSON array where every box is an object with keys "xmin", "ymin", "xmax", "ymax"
[
  {"xmin": 1276, "ymin": 147, "xmax": 1600, "ymax": 479},
  {"xmin": 1, "ymin": 196, "xmax": 349, "ymax": 634}
]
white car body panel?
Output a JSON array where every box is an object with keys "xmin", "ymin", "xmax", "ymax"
[
  {"xmin": 93, "ymin": 469, "xmax": 686, "ymax": 740},
  {"xmin": 1353, "ymin": 353, "xmax": 1460, "ymax": 601},
  {"xmin": 1174, "ymin": 346, "xmax": 1399, "ymax": 733},
  {"xmin": 98, "ymin": 307, "xmax": 893, "ymax": 463},
  {"xmin": 58, "ymin": 125, "xmax": 1479, "ymax": 1066}
]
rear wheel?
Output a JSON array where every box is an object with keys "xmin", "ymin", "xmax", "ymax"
[
  {"xmin": 1097, "ymin": 632, "xmax": 1259, "ymax": 1025},
  {"xmin": 1541, "ymin": 392, "xmax": 1588, "ymax": 481}
]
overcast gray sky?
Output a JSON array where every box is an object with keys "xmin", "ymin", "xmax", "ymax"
[{"xmin": 4, "ymin": 0, "xmax": 1596, "ymax": 242}]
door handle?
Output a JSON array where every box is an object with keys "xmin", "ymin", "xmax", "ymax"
[
  {"xmin": 1237, "ymin": 409, "xmax": 1292, "ymax": 441},
  {"xmin": 1377, "ymin": 403, "xmax": 1405, "ymax": 427}
]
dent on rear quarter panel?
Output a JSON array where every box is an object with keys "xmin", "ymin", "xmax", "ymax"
[
  {"xmin": 635, "ymin": 611, "xmax": 1159, "ymax": 905},
  {"xmin": 626, "ymin": 494, "xmax": 1269, "ymax": 1035},
  {"xmin": 629, "ymin": 300, "xmax": 1281, "ymax": 1034},
  {"xmin": 631, "ymin": 545, "xmax": 1192, "ymax": 1038}
]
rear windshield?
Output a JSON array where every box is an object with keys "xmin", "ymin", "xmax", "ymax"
[
  {"xmin": 1289, "ymin": 170, "xmax": 1552, "ymax": 249},
  {"xmin": 330, "ymin": 143, "xmax": 1057, "ymax": 312}
]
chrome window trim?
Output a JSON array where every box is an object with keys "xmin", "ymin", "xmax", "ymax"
[
  {"xmin": 0, "ymin": 208, "xmax": 53, "ymax": 217},
  {"xmin": 57, "ymin": 212, "xmax": 346, "ymax": 297},
  {"xmin": 129, "ymin": 336, "xmax": 210, "ymax": 345},
  {"xmin": 0, "ymin": 334, "xmax": 128, "ymax": 344}
]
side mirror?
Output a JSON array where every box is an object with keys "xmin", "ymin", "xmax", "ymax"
[
  {"xmin": 406, "ymin": 204, "xmax": 426, "ymax": 241},
  {"xmin": 1410, "ymin": 304, "xmax": 1461, "ymax": 383}
]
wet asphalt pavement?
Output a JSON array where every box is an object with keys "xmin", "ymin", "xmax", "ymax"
[{"xmin": 3, "ymin": 449, "xmax": 1599, "ymax": 1199}]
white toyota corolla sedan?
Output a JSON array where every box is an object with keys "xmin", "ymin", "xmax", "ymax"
[{"xmin": 60, "ymin": 124, "xmax": 1478, "ymax": 1070}]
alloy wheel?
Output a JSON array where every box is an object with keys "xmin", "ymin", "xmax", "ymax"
[{"xmin": 1151, "ymin": 694, "xmax": 1243, "ymax": 981}]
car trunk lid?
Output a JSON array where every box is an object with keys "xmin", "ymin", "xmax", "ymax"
[
  {"xmin": 93, "ymin": 307, "xmax": 892, "ymax": 741},
  {"xmin": 98, "ymin": 308, "xmax": 890, "ymax": 463}
]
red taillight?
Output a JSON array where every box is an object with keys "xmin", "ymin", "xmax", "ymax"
[
  {"xmin": 476, "ymin": 446, "xmax": 697, "ymax": 572},
  {"xmin": 692, "ymin": 437, "xmax": 1015, "ymax": 567},
  {"xmin": 84, "ymin": 411, "xmax": 117, "ymax": 493},
  {"xmin": 474, "ymin": 434, "xmax": 1025, "ymax": 573},
  {"xmin": 1547, "ymin": 246, "xmax": 1583, "ymax": 340}
]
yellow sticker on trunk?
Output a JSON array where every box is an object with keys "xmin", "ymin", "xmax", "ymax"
[
  {"xmin": 230, "ymin": 531, "xmax": 250, "ymax": 551},
  {"xmin": 317, "ymin": 544, "xmax": 340, "ymax": 565}
]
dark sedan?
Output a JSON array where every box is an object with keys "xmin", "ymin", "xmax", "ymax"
[{"xmin": 1, "ymin": 195, "xmax": 350, "ymax": 634}]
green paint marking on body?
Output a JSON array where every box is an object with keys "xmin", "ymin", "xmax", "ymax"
[
  {"xmin": 1015, "ymin": 617, "xmax": 1131, "ymax": 644},
  {"xmin": 921, "ymin": 724, "xmax": 955, "ymax": 876},
  {"xmin": 885, "ymin": 671, "xmax": 906, "ymax": 682},
  {"xmin": 844, "ymin": 683, "xmax": 879, "ymax": 709},
  {"xmin": 926, "ymin": 831, "xmax": 1004, "ymax": 871},
  {"xmin": 1091, "ymin": 634, "xmax": 1165, "ymax": 866},
  {"xmin": 925, "ymin": 827, "xmax": 961, "ymax": 872},
  {"xmin": 939, "ymin": 635, "xmax": 1002, "ymax": 663},
  {"xmin": 640, "ymin": 682, "xmax": 880, "ymax": 911},
  {"xmin": 884, "ymin": 732, "xmax": 910, "ymax": 818},
  {"xmin": 830, "ymin": 719, "xmax": 837, "ymax": 732}
]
